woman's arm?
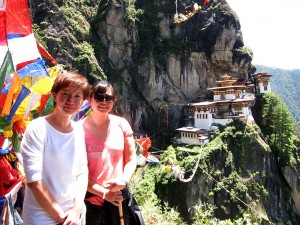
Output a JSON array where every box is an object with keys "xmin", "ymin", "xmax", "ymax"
[
  {"xmin": 104, "ymin": 134, "xmax": 137, "ymax": 192},
  {"xmin": 75, "ymin": 170, "xmax": 88, "ymax": 207},
  {"xmin": 121, "ymin": 134, "xmax": 137, "ymax": 182},
  {"xmin": 27, "ymin": 180, "xmax": 66, "ymax": 223},
  {"xmin": 62, "ymin": 170, "xmax": 88, "ymax": 224}
]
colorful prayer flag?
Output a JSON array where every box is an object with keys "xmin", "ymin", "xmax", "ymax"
[
  {"xmin": 0, "ymin": 50, "xmax": 14, "ymax": 93},
  {"xmin": 17, "ymin": 59, "xmax": 49, "ymax": 78},
  {"xmin": 6, "ymin": 84, "xmax": 30, "ymax": 122},
  {"xmin": 8, "ymin": 33, "xmax": 41, "ymax": 69},
  {"xmin": 6, "ymin": 0, "xmax": 32, "ymax": 35},
  {"xmin": 2, "ymin": 73, "xmax": 21, "ymax": 116}
]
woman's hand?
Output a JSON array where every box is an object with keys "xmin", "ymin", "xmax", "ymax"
[
  {"xmin": 61, "ymin": 206, "xmax": 81, "ymax": 225},
  {"xmin": 104, "ymin": 190, "xmax": 123, "ymax": 206},
  {"xmin": 103, "ymin": 179, "xmax": 127, "ymax": 192}
]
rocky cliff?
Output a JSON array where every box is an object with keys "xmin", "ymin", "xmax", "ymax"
[{"xmin": 29, "ymin": 0, "xmax": 253, "ymax": 142}]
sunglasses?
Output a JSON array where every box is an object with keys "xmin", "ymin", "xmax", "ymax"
[{"xmin": 94, "ymin": 93, "xmax": 115, "ymax": 103}]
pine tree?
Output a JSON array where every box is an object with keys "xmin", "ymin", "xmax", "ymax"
[{"xmin": 262, "ymin": 92, "xmax": 295, "ymax": 166}]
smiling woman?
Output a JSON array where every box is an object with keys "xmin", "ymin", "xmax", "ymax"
[
  {"xmin": 82, "ymin": 80, "xmax": 139, "ymax": 225},
  {"xmin": 21, "ymin": 71, "xmax": 91, "ymax": 225}
]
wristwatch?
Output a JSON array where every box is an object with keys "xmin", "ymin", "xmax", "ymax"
[{"xmin": 121, "ymin": 180, "xmax": 129, "ymax": 188}]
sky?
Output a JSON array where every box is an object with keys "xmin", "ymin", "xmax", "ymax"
[{"xmin": 226, "ymin": 0, "xmax": 300, "ymax": 69}]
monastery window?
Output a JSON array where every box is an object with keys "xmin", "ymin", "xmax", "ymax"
[{"xmin": 263, "ymin": 81, "xmax": 268, "ymax": 91}]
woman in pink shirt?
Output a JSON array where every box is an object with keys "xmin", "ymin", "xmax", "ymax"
[{"xmin": 82, "ymin": 80, "xmax": 137, "ymax": 225}]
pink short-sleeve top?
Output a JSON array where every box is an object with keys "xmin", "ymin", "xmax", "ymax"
[{"xmin": 84, "ymin": 115, "xmax": 133, "ymax": 206}]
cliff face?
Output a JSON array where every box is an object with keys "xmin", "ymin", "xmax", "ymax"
[
  {"xmin": 29, "ymin": 0, "xmax": 252, "ymax": 136},
  {"xmin": 159, "ymin": 124, "xmax": 299, "ymax": 224}
]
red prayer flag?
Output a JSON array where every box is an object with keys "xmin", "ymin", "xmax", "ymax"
[
  {"xmin": 6, "ymin": 0, "xmax": 32, "ymax": 36},
  {"xmin": 0, "ymin": 11, "xmax": 7, "ymax": 46},
  {"xmin": 135, "ymin": 137, "xmax": 151, "ymax": 158},
  {"xmin": 39, "ymin": 94, "xmax": 51, "ymax": 114},
  {"xmin": 36, "ymin": 41, "xmax": 57, "ymax": 65}
]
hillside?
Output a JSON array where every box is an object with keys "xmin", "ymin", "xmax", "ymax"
[{"xmin": 255, "ymin": 65, "xmax": 300, "ymax": 122}]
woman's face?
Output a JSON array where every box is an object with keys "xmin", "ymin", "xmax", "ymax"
[
  {"xmin": 54, "ymin": 85, "xmax": 84, "ymax": 116},
  {"xmin": 90, "ymin": 88, "xmax": 115, "ymax": 114}
]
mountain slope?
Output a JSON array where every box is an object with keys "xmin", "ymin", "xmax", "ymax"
[{"xmin": 256, "ymin": 65, "xmax": 300, "ymax": 122}]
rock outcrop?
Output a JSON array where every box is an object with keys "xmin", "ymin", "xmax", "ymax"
[{"xmin": 30, "ymin": 0, "xmax": 252, "ymax": 135}]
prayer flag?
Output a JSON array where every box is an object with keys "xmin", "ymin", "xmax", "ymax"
[
  {"xmin": 17, "ymin": 59, "xmax": 49, "ymax": 78},
  {"xmin": 7, "ymin": 84, "xmax": 30, "ymax": 122},
  {"xmin": 23, "ymin": 92, "xmax": 41, "ymax": 119},
  {"xmin": 30, "ymin": 77, "xmax": 54, "ymax": 95},
  {"xmin": 0, "ymin": 0, "xmax": 5, "ymax": 10},
  {"xmin": 39, "ymin": 94, "xmax": 51, "ymax": 114},
  {"xmin": 0, "ymin": 51, "xmax": 14, "ymax": 92},
  {"xmin": 8, "ymin": 33, "xmax": 41, "ymax": 69},
  {"xmin": 0, "ymin": 10, "xmax": 7, "ymax": 65},
  {"xmin": 135, "ymin": 137, "xmax": 151, "ymax": 158},
  {"xmin": 6, "ymin": 0, "xmax": 32, "ymax": 35},
  {"xmin": 36, "ymin": 41, "xmax": 57, "ymax": 65},
  {"xmin": 2, "ymin": 73, "xmax": 21, "ymax": 116},
  {"xmin": 40, "ymin": 95, "xmax": 53, "ymax": 116}
]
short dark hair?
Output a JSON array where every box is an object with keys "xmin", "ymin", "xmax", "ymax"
[
  {"xmin": 89, "ymin": 80, "xmax": 117, "ymax": 100},
  {"xmin": 51, "ymin": 71, "xmax": 90, "ymax": 99}
]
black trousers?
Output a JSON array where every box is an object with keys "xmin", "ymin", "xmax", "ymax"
[{"xmin": 85, "ymin": 200, "xmax": 134, "ymax": 225}]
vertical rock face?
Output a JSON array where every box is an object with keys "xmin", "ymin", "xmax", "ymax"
[
  {"xmin": 283, "ymin": 166, "xmax": 300, "ymax": 213},
  {"xmin": 92, "ymin": 0, "xmax": 253, "ymax": 132},
  {"xmin": 29, "ymin": 0, "xmax": 252, "ymax": 132}
]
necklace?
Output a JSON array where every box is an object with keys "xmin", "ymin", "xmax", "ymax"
[
  {"xmin": 90, "ymin": 115, "xmax": 110, "ymax": 140},
  {"xmin": 91, "ymin": 116, "xmax": 101, "ymax": 139}
]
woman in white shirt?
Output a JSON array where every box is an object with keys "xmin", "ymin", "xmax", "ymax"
[{"xmin": 21, "ymin": 71, "xmax": 90, "ymax": 225}]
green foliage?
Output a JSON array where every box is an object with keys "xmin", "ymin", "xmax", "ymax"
[
  {"xmin": 125, "ymin": 4, "xmax": 144, "ymax": 24},
  {"xmin": 131, "ymin": 165, "xmax": 186, "ymax": 224},
  {"xmin": 232, "ymin": 45, "xmax": 253, "ymax": 59},
  {"xmin": 191, "ymin": 201, "xmax": 263, "ymax": 224},
  {"xmin": 60, "ymin": 7, "xmax": 90, "ymax": 38},
  {"xmin": 32, "ymin": 23, "xmax": 48, "ymax": 49},
  {"xmin": 58, "ymin": 0, "xmax": 98, "ymax": 21},
  {"xmin": 73, "ymin": 41, "xmax": 105, "ymax": 80},
  {"xmin": 256, "ymin": 65, "xmax": 300, "ymax": 122},
  {"xmin": 262, "ymin": 92, "xmax": 296, "ymax": 166},
  {"xmin": 131, "ymin": 120, "xmax": 273, "ymax": 224},
  {"xmin": 141, "ymin": 200, "xmax": 187, "ymax": 225}
]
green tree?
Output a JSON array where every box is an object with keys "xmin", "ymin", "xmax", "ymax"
[{"xmin": 262, "ymin": 92, "xmax": 296, "ymax": 166}]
